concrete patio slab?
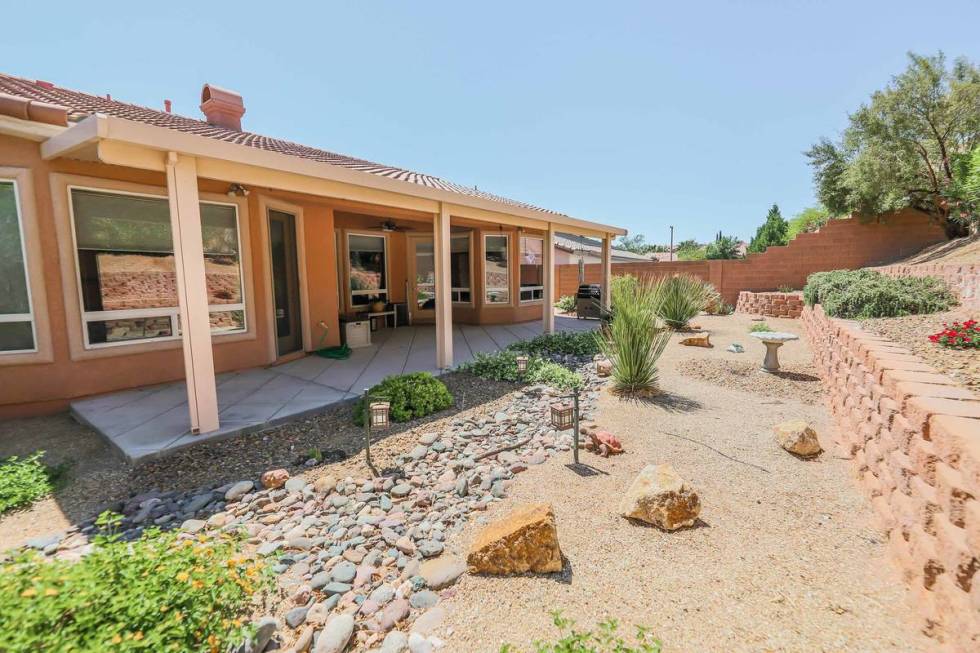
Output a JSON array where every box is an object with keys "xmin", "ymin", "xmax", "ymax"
[{"xmin": 69, "ymin": 316, "xmax": 597, "ymax": 463}]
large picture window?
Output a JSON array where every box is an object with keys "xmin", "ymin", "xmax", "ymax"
[
  {"xmin": 69, "ymin": 188, "xmax": 246, "ymax": 348},
  {"xmin": 0, "ymin": 180, "xmax": 36, "ymax": 354},
  {"xmin": 519, "ymin": 236, "xmax": 544, "ymax": 302},
  {"xmin": 348, "ymin": 233, "xmax": 388, "ymax": 307},
  {"xmin": 451, "ymin": 233, "xmax": 471, "ymax": 303},
  {"xmin": 483, "ymin": 233, "xmax": 510, "ymax": 305}
]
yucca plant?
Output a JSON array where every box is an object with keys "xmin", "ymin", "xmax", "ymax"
[
  {"xmin": 656, "ymin": 274, "xmax": 716, "ymax": 329},
  {"xmin": 596, "ymin": 275, "xmax": 672, "ymax": 396}
]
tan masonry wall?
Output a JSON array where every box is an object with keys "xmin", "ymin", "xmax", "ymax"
[
  {"xmin": 802, "ymin": 304, "xmax": 980, "ymax": 648},
  {"xmin": 874, "ymin": 263, "xmax": 980, "ymax": 311},
  {"xmin": 735, "ymin": 291, "xmax": 803, "ymax": 318},
  {"xmin": 556, "ymin": 209, "xmax": 947, "ymax": 304}
]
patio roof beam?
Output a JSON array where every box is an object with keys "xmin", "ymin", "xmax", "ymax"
[
  {"xmin": 543, "ymin": 224, "xmax": 555, "ymax": 334},
  {"xmin": 165, "ymin": 152, "xmax": 219, "ymax": 435},
  {"xmin": 434, "ymin": 203, "xmax": 453, "ymax": 369}
]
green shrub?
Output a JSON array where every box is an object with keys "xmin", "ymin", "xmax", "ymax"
[
  {"xmin": 803, "ymin": 269, "xmax": 956, "ymax": 318},
  {"xmin": 0, "ymin": 527, "xmax": 268, "ymax": 652},
  {"xmin": 500, "ymin": 610, "xmax": 661, "ymax": 653},
  {"xmin": 508, "ymin": 331, "xmax": 599, "ymax": 358},
  {"xmin": 459, "ymin": 351, "xmax": 582, "ymax": 390},
  {"xmin": 656, "ymin": 275, "xmax": 715, "ymax": 329},
  {"xmin": 0, "ymin": 451, "xmax": 65, "ymax": 514},
  {"xmin": 352, "ymin": 372, "xmax": 454, "ymax": 425},
  {"xmin": 749, "ymin": 322, "xmax": 772, "ymax": 333},
  {"xmin": 554, "ymin": 295, "xmax": 576, "ymax": 312},
  {"xmin": 598, "ymin": 275, "xmax": 671, "ymax": 395}
]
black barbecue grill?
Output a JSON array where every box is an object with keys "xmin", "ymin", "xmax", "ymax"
[{"xmin": 575, "ymin": 284, "xmax": 602, "ymax": 319}]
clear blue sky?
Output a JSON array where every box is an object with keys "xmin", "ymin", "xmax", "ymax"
[{"xmin": 3, "ymin": 1, "xmax": 978, "ymax": 244}]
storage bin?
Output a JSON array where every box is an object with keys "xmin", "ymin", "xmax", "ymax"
[{"xmin": 343, "ymin": 320, "xmax": 371, "ymax": 348}]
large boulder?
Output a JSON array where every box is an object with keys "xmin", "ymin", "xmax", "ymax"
[
  {"xmin": 774, "ymin": 420, "xmax": 822, "ymax": 457},
  {"xmin": 313, "ymin": 614, "xmax": 355, "ymax": 653},
  {"xmin": 620, "ymin": 464, "xmax": 700, "ymax": 530},
  {"xmin": 467, "ymin": 503, "xmax": 562, "ymax": 574}
]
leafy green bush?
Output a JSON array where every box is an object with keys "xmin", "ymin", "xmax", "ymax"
[
  {"xmin": 598, "ymin": 275, "xmax": 671, "ymax": 395},
  {"xmin": 656, "ymin": 275, "xmax": 715, "ymax": 329},
  {"xmin": 749, "ymin": 322, "xmax": 772, "ymax": 333},
  {"xmin": 803, "ymin": 269, "xmax": 956, "ymax": 318},
  {"xmin": 0, "ymin": 451, "xmax": 65, "ymax": 514},
  {"xmin": 554, "ymin": 295, "xmax": 576, "ymax": 312},
  {"xmin": 459, "ymin": 351, "xmax": 582, "ymax": 390},
  {"xmin": 353, "ymin": 372, "xmax": 454, "ymax": 425},
  {"xmin": 0, "ymin": 527, "xmax": 268, "ymax": 652},
  {"xmin": 508, "ymin": 331, "xmax": 599, "ymax": 358},
  {"xmin": 500, "ymin": 610, "xmax": 661, "ymax": 653}
]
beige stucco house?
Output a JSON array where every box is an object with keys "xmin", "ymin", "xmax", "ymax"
[{"xmin": 0, "ymin": 73, "xmax": 625, "ymax": 438}]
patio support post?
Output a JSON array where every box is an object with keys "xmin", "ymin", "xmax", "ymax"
[
  {"xmin": 433, "ymin": 203, "xmax": 453, "ymax": 369},
  {"xmin": 542, "ymin": 223, "xmax": 555, "ymax": 333},
  {"xmin": 165, "ymin": 152, "xmax": 219, "ymax": 434},
  {"xmin": 601, "ymin": 233, "xmax": 612, "ymax": 312}
]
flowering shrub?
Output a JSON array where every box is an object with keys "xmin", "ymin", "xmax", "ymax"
[
  {"xmin": 928, "ymin": 319, "xmax": 980, "ymax": 349},
  {"xmin": 0, "ymin": 524, "xmax": 269, "ymax": 652}
]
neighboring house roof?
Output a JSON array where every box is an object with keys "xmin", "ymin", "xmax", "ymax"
[
  {"xmin": 0, "ymin": 73, "xmax": 576, "ymax": 219},
  {"xmin": 554, "ymin": 232, "xmax": 650, "ymax": 262}
]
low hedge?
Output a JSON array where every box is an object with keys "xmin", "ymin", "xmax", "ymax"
[
  {"xmin": 803, "ymin": 269, "xmax": 955, "ymax": 318},
  {"xmin": 0, "ymin": 527, "xmax": 268, "ymax": 652},
  {"xmin": 459, "ymin": 350, "xmax": 583, "ymax": 390},
  {"xmin": 507, "ymin": 331, "xmax": 599, "ymax": 358},
  {"xmin": 352, "ymin": 372, "xmax": 454, "ymax": 426}
]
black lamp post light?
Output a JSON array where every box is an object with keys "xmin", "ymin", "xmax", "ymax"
[
  {"xmin": 515, "ymin": 354, "xmax": 529, "ymax": 375},
  {"xmin": 362, "ymin": 389, "xmax": 390, "ymax": 475},
  {"xmin": 550, "ymin": 387, "xmax": 581, "ymax": 464}
]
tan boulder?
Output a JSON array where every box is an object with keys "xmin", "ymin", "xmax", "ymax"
[
  {"xmin": 467, "ymin": 503, "xmax": 562, "ymax": 574},
  {"xmin": 260, "ymin": 468, "xmax": 290, "ymax": 489},
  {"xmin": 313, "ymin": 475, "xmax": 337, "ymax": 494},
  {"xmin": 595, "ymin": 357, "xmax": 613, "ymax": 377},
  {"xmin": 620, "ymin": 464, "xmax": 700, "ymax": 530},
  {"xmin": 774, "ymin": 421, "xmax": 822, "ymax": 457},
  {"xmin": 680, "ymin": 332, "xmax": 712, "ymax": 348}
]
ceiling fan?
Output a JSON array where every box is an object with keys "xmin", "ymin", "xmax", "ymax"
[{"xmin": 379, "ymin": 219, "xmax": 407, "ymax": 232}]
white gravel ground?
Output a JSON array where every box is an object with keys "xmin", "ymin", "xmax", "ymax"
[{"xmin": 432, "ymin": 314, "xmax": 930, "ymax": 652}]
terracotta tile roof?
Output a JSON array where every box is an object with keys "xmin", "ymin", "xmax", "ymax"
[{"xmin": 0, "ymin": 73, "xmax": 563, "ymax": 216}]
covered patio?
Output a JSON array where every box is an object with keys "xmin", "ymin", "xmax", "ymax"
[{"xmin": 71, "ymin": 317, "xmax": 597, "ymax": 462}]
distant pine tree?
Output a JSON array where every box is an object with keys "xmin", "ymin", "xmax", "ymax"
[{"xmin": 748, "ymin": 204, "xmax": 789, "ymax": 253}]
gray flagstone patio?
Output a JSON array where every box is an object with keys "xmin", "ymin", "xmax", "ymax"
[{"xmin": 71, "ymin": 316, "xmax": 597, "ymax": 462}]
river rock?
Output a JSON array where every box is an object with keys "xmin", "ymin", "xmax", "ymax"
[
  {"xmin": 313, "ymin": 613, "xmax": 354, "ymax": 653},
  {"xmin": 419, "ymin": 558, "xmax": 466, "ymax": 589},
  {"xmin": 225, "ymin": 481, "xmax": 254, "ymax": 501},
  {"xmin": 467, "ymin": 503, "xmax": 562, "ymax": 574},
  {"xmin": 261, "ymin": 468, "xmax": 290, "ymax": 489},
  {"xmin": 774, "ymin": 420, "xmax": 822, "ymax": 457},
  {"xmin": 380, "ymin": 630, "xmax": 409, "ymax": 653},
  {"xmin": 620, "ymin": 464, "xmax": 700, "ymax": 530}
]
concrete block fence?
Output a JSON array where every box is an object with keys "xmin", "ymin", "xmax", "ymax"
[
  {"xmin": 802, "ymin": 304, "xmax": 980, "ymax": 650},
  {"xmin": 735, "ymin": 291, "xmax": 803, "ymax": 318},
  {"xmin": 874, "ymin": 263, "xmax": 980, "ymax": 311},
  {"xmin": 557, "ymin": 209, "xmax": 946, "ymax": 304}
]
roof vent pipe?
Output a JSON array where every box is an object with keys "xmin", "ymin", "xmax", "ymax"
[
  {"xmin": 164, "ymin": 99, "xmax": 172, "ymax": 113},
  {"xmin": 200, "ymin": 84, "xmax": 245, "ymax": 131}
]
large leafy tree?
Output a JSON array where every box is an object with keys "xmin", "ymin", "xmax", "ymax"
[
  {"xmin": 748, "ymin": 204, "xmax": 789, "ymax": 253},
  {"xmin": 806, "ymin": 52, "xmax": 980, "ymax": 232},
  {"xmin": 613, "ymin": 234, "xmax": 667, "ymax": 254},
  {"xmin": 787, "ymin": 206, "xmax": 832, "ymax": 240}
]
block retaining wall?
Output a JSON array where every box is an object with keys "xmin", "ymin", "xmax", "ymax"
[
  {"xmin": 735, "ymin": 291, "xmax": 803, "ymax": 318},
  {"xmin": 802, "ymin": 304, "xmax": 980, "ymax": 649},
  {"xmin": 874, "ymin": 263, "xmax": 980, "ymax": 311}
]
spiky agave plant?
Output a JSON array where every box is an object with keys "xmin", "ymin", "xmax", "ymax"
[
  {"xmin": 656, "ymin": 274, "xmax": 715, "ymax": 329},
  {"xmin": 596, "ymin": 275, "xmax": 672, "ymax": 395}
]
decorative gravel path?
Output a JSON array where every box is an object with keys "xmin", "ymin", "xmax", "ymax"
[
  {"xmin": 862, "ymin": 309, "xmax": 979, "ymax": 391},
  {"xmin": 4, "ymin": 356, "xmax": 602, "ymax": 653}
]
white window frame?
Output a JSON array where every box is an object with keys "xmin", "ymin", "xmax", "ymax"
[
  {"xmin": 67, "ymin": 186, "xmax": 248, "ymax": 350},
  {"xmin": 519, "ymin": 235, "xmax": 545, "ymax": 303},
  {"xmin": 346, "ymin": 231, "xmax": 389, "ymax": 308},
  {"xmin": 0, "ymin": 178, "xmax": 38, "ymax": 355},
  {"xmin": 450, "ymin": 232, "xmax": 473, "ymax": 305},
  {"xmin": 483, "ymin": 232, "xmax": 511, "ymax": 306}
]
